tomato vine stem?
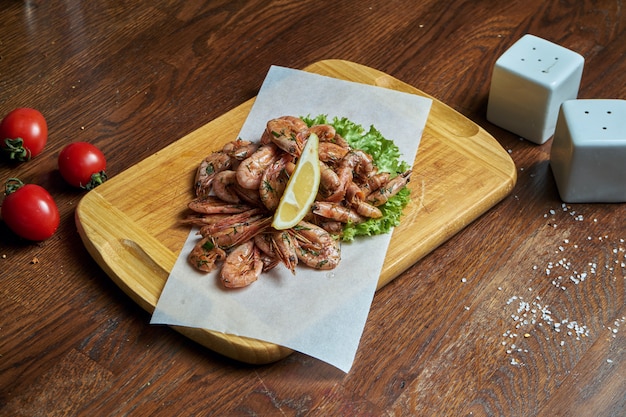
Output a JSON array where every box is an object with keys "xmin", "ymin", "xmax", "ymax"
[{"xmin": 4, "ymin": 178, "xmax": 25, "ymax": 195}]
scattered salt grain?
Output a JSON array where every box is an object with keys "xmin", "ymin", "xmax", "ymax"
[{"xmin": 500, "ymin": 207, "xmax": 624, "ymax": 367}]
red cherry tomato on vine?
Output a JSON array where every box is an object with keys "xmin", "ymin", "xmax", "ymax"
[
  {"xmin": 58, "ymin": 142, "xmax": 108, "ymax": 189},
  {"xmin": 0, "ymin": 108, "xmax": 48, "ymax": 161},
  {"xmin": 1, "ymin": 178, "xmax": 60, "ymax": 241}
]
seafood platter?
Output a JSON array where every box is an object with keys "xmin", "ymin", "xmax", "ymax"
[{"xmin": 76, "ymin": 60, "xmax": 516, "ymax": 364}]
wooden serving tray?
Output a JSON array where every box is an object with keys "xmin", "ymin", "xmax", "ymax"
[{"xmin": 76, "ymin": 60, "xmax": 517, "ymax": 364}]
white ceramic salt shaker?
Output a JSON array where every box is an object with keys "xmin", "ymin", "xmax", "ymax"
[
  {"xmin": 550, "ymin": 99, "xmax": 626, "ymax": 203},
  {"xmin": 487, "ymin": 34, "xmax": 584, "ymax": 144}
]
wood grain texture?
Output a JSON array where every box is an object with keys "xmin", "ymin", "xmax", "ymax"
[{"xmin": 0, "ymin": 1, "xmax": 624, "ymax": 416}]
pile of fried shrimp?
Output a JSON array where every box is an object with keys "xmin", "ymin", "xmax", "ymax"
[{"xmin": 183, "ymin": 116, "xmax": 411, "ymax": 288}]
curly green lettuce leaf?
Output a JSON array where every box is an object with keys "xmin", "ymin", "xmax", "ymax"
[{"xmin": 302, "ymin": 115, "xmax": 412, "ymax": 242}]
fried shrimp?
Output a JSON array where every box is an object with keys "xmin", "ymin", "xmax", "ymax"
[
  {"xmin": 236, "ymin": 143, "xmax": 280, "ymax": 190},
  {"xmin": 194, "ymin": 151, "xmax": 232, "ymax": 197},
  {"xmin": 293, "ymin": 221, "xmax": 341, "ymax": 270},
  {"xmin": 220, "ymin": 241, "xmax": 263, "ymax": 288},
  {"xmin": 184, "ymin": 115, "xmax": 410, "ymax": 288}
]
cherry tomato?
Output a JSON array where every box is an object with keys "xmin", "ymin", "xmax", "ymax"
[
  {"xmin": 1, "ymin": 178, "xmax": 60, "ymax": 241},
  {"xmin": 58, "ymin": 142, "xmax": 107, "ymax": 189},
  {"xmin": 0, "ymin": 108, "xmax": 48, "ymax": 161}
]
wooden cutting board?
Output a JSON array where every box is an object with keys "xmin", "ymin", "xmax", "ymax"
[{"xmin": 76, "ymin": 60, "xmax": 517, "ymax": 364}]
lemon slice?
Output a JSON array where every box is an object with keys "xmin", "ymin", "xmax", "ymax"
[{"xmin": 272, "ymin": 133, "xmax": 321, "ymax": 230}]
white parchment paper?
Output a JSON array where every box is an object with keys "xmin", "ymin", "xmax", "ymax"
[{"xmin": 151, "ymin": 66, "xmax": 432, "ymax": 372}]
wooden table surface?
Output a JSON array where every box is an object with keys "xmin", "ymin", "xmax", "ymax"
[{"xmin": 1, "ymin": 1, "xmax": 624, "ymax": 416}]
